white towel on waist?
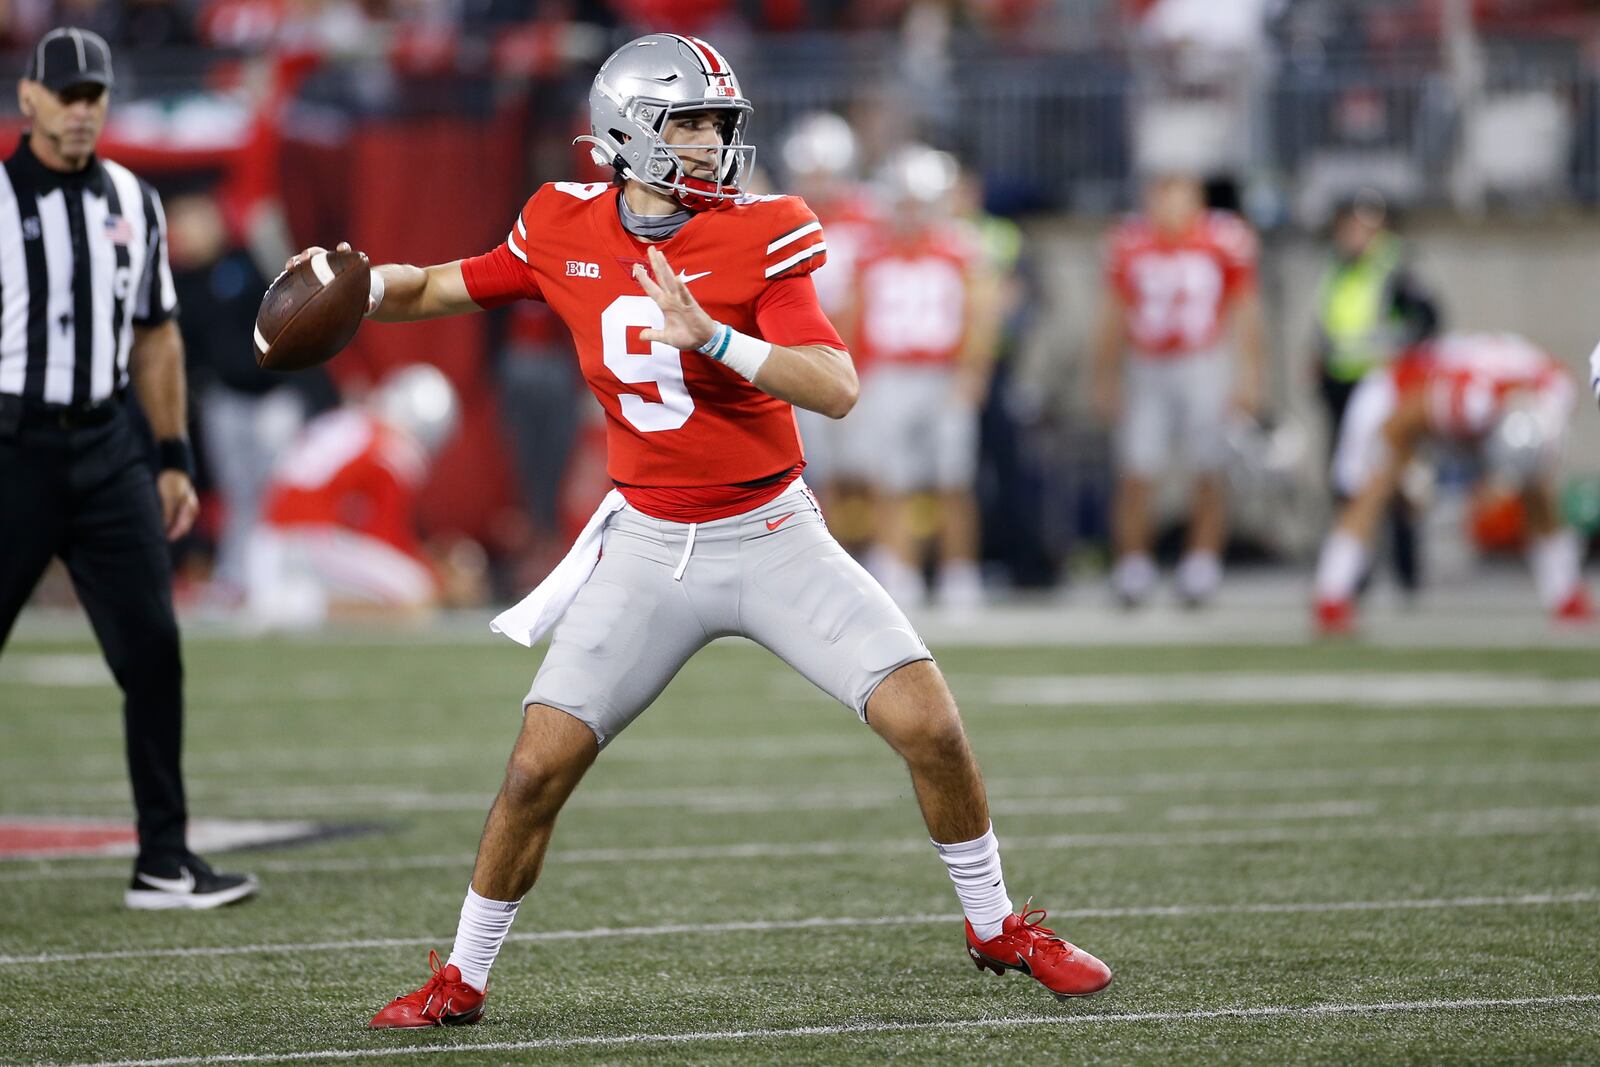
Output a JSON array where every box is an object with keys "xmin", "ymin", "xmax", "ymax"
[{"xmin": 490, "ymin": 490, "xmax": 627, "ymax": 647}]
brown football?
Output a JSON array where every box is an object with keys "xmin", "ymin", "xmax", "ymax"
[{"xmin": 254, "ymin": 249, "xmax": 370, "ymax": 371}]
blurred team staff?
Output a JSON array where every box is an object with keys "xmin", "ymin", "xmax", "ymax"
[
  {"xmin": 0, "ymin": 28, "xmax": 255, "ymax": 909},
  {"xmin": 1311, "ymin": 190, "xmax": 1439, "ymax": 594},
  {"xmin": 1092, "ymin": 172, "xmax": 1266, "ymax": 609}
]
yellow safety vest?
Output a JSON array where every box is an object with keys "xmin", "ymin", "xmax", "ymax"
[{"xmin": 1316, "ymin": 234, "xmax": 1403, "ymax": 383}]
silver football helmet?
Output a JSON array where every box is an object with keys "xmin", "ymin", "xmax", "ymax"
[
  {"xmin": 780, "ymin": 111, "xmax": 857, "ymax": 180},
  {"xmin": 1483, "ymin": 393, "xmax": 1562, "ymax": 489},
  {"xmin": 374, "ymin": 364, "xmax": 458, "ymax": 455},
  {"xmin": 875, "ymin": 144, "xmax": 959, "ymax": 207},
  {"xmin": 575, "ymin": 34, "xmax": 754, "ymax": 210}
]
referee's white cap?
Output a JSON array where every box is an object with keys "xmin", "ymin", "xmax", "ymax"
[{"xmin": 25, "ymin": 27, "xmax": 114, "ymax": 94}]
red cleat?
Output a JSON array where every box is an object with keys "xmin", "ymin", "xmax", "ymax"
[
  {"xmin": 369, "ymin": 950, "xmax": 486, "ymax": 1029},
  {"xmin": 1554, "ymin": 588, "xmax": 1595, "ymax": 623},
  {"xmin": 1314, "ymin": 597, "xmax": 1355, "ymax": 636},
  {"xmin": 966, "ymin": 903, "xmax": 1112, "ymax": 1000}
]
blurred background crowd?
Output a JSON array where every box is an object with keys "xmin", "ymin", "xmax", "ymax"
[{"xmin": 8, "ymin": 0, "xmax": 1600, "ymax": 626}]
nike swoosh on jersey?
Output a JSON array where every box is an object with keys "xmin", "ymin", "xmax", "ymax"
[
  {"xmin": 136, "ymin": 868, "xmax": 196, "ymax": 893},
  {"xmin": 676, "ymin": 270, "xmax": 713, "ymax": 285},
  {"xmin": 766, "ymin": 512, "xmax": 797, "ymax": 531}
]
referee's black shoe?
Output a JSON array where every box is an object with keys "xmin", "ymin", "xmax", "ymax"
[{"xmin": 124, "ymin": 853, "xmax": 259, "ymax": 911}]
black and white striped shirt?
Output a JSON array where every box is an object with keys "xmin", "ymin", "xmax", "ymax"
[{"xmin": 0, "ymin": 137, "xmax": 177, "ymax": 406}]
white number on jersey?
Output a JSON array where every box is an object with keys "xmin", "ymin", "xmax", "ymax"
[
  {"xmin": 554, "ymin": 181, "xmax": 610, "ymax": 201},
  {"xmin": 601, "ymin": 295, "xmax": 695, "ymax": 433},
  {"xmin": 274, "ymin": 410, "xmax": 372, "ymax": 489},
  {"xmin": 861, "ymin": 258, "xmax": 967, "ymax": 356},
  {"xmin": 1128, "ymin": 251, "xmax": 1224, "ymax": 349}
]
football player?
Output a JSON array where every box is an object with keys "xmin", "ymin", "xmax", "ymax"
[
  {"xmin": 1092, "ymin": 173, "xmax": 1266, "ymax": 608},
  {"xmin": 287, "ymin": 34, "xmax": 1111, "ymax": 1028},
  {"xmin": 778, "ymin": 111, "xmax": 884, "ymax": 519},
  {"xmin": 841, "ymin": 146, "xmax": 1000, "ymax": 609},
  {"xmin": 1315, "ymin": 332, "xmax": 1593, "ymax": 633},
  {"xmin": 242, "ymin": 364, "xmax": 459, "ymax": 629}
]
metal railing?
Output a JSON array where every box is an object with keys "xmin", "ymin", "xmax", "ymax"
[{"xmin": 4, "ymin": 29, "xmax": 1600, "ymax": 223}]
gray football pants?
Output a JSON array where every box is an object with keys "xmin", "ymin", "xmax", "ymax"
[{"xmin": 525, "ymin": 481, "xmax": 932, "ymax": 747}]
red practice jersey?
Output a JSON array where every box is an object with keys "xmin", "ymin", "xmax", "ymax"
[
  {"xmin": 1105, "ymin": 210, "xmax": 1258, "ymax": 357},
  {"xmin": 1391, "ymin": 333, "xmax": 1572, "ymax": 438},
  {"xmin": 807, "ymin": 188, "xmax": 884, "ymax": 316},
  {"xmin": 460, "ymin": 182, "xmax": 844, "ymax": 519},
  {"xmin": 262, "ymin": 408, "xmax": 430, "ymax": 560},
  {"xmin": 850, "ymin": 222, "xmax": 981, "ymax": 370}
]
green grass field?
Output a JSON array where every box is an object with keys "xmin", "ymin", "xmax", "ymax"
[{"xmin": 3, "ymin": 624, "xmax": 1599, "ymax": 1065}]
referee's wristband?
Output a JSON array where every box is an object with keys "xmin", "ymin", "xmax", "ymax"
[
  {"xmin": 157, "ymin": 437, "xmax": 195, "ymax": 479},
  {"xmin": 695, "ymin": 322, "xmax": 771, "ymax": 382}
]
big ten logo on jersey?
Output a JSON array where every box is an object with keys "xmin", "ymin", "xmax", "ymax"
[{"xmin": 566, "ymin": 261, "xmax": 602, "ymax": 278}]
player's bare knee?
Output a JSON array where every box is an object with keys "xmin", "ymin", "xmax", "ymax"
[
  {"xmin": 868, "ymin": 661, "xmax": 969, "ymax": 761},
  {"xmin": 500, "ymin": 704, "xmax": 598, "ymax": 812}
]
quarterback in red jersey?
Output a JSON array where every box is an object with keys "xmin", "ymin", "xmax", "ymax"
[
  {"xmin": 1092, "ymin": 174, "xmax": 1266, "ymax": 608},
  {"xmin": 1315, "ymin": 332, "xmax": 1592, "ymax": 633},
  {"xmin": 287, "ymin": 34, "xmax": 1110, "ymax": 1028}
]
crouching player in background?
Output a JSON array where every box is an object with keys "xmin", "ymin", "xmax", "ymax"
[
  {"xmin": 1315, "ymin": 332, "xmax": 1593, "ymax": 633},
  {"xmin": 243, "ymin": 364, "xmax": 473, "ymax": 629}
]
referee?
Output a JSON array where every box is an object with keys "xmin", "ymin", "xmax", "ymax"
[{"xmin": 0, "ymin": 28, "xmax": 256, "ymax": 909}]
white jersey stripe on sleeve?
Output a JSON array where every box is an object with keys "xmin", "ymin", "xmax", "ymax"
[
  {"xmin": 507, "ymin": 232, "xmax": 529, "ymax": 263},
  {"xmin": 767, "ymin": 221, "xmax": 821, "ymax": 254},
  {"xmin": 764, "ymin": 241, "xmax": 826, "ymax": 278},
  {"xmin": 516, "ymin": 214, "xmax": 527, "ymax": 240}
]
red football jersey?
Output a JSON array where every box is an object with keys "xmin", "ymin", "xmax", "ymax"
[
  {"xmin": 850, "ymin": 222, "xmax": 981, "ymax": 371},
  {"xmin": 460, "ymin": 183, "xmax": 843, "ymax": 504},
  {"xmin": 807, "ymin": 188, "xmax": 884, "ymax": 316},
  {"xmin": 262, "ymin": 409, "xmax": 429, "ymax": 559},
  {"xmin": 1105, "ymin": 210, "xmax": 1258, "ymax": 358},
  {"xmin": 1391, "ymin": 333, "xmax": 1571, "ymax": 438}
]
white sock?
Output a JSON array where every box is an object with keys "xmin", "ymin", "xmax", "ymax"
[
  {"xmin": 934, "ymin": 824, "xmax": 1012, "ymax": 942},
  {"xmin": 1528, "ymin": 530, "xmax": 1581, "ymax": 609},
  {"xmin": 1314, "ymin": 530, "xmax": 1367, "ymax": 602},
  {"xmin": 1176, "ymin": 550, "xmax": 1223, "ymax": 601},
  {"xmin": 446, "ymin": 886, "xmax": 520, "ymax": 992},
  {"xmin": 1112, "ymin": 553, "xmax": 1157, "ymax": 602}
]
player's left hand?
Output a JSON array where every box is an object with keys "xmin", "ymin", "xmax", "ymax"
[
  {"xmin": 633, "ymin": 246, "xmax": 717, "ymax": 351},
  {"xmin": 157, "ymin": 470, "xmax": 199, "ymax": 541}
]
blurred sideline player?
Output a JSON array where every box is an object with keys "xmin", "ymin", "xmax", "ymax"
[
  {"xmin": 842, "ymin": 146, "xmax": 1000, "ymax": 609},
  {"xmin": 778, "ymin": 110, "xmax": 883, "ymax": 520},
  {"xmin": 243, "ymin": 364, "xmax": 461, "ymax": 629},
  {"xmin": 1315, "ymin": 332, "xmax": 1593, "ymax": 633},
  {"xmin": 1092, "ymin": 173, "xmax": 1266, "ymax": 607},
  {"xmin": 284, "ymin": 34, "xmax": 1110, "ymax": 1028}
]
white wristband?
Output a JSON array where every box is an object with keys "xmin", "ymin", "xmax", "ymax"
[
  {"xmin": 365, "ymin": 268, "xmax": 386, "ymax": 317},
  {"xmin": 701, "ymin": 323, "xmax": 771, "ymax": 383}
]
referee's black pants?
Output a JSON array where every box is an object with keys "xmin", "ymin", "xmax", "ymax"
[{"xmin": 0, "ymin": 400, "xmax": 188, "ymax": 867}]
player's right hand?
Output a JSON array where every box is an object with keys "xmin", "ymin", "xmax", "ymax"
[{"xmin": 284, "ymin": 241, "xmax": 358, "ymax": 273}]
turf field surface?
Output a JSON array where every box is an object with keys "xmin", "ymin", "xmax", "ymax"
[{"xmin": 2, "ymin": 610, "xmax": 1598, "ymax": 1065}]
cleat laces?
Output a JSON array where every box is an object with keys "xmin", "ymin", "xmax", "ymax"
[
  {"xmin": 408, "ymin": 950, "xmax": 451, "ymax": 1018},
  {"xmin": 1014, "ymin": 898, "xmax": 1073, "ymax": 966}
]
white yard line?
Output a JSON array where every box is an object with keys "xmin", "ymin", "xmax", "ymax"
[
  {"xmin": 12, "ymin": 760, "xmax": 1599, "ymax": 813},
  {"xmin": 974, "ymin": 672, "xmax": 1600, "ymax": 708},
  {"xmin": 1164, "ymin": 800, "xmax": 1380, "ymax": 822},
  {"xmin": 45, "ymin": 994, "xmax": 1600, "ymax": 1067},
  {"xmin": 4, "ymin": 891, "xmax": 1598, "ymax": 967},
  {"xmin": 5, "ymin": 809, "xmax": 1600, "ymax": 884}
]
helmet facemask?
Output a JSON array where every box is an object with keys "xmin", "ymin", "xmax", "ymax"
[{"xmin": 578, "ymin": 34, "xmax": 758, "ymax": 212}]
